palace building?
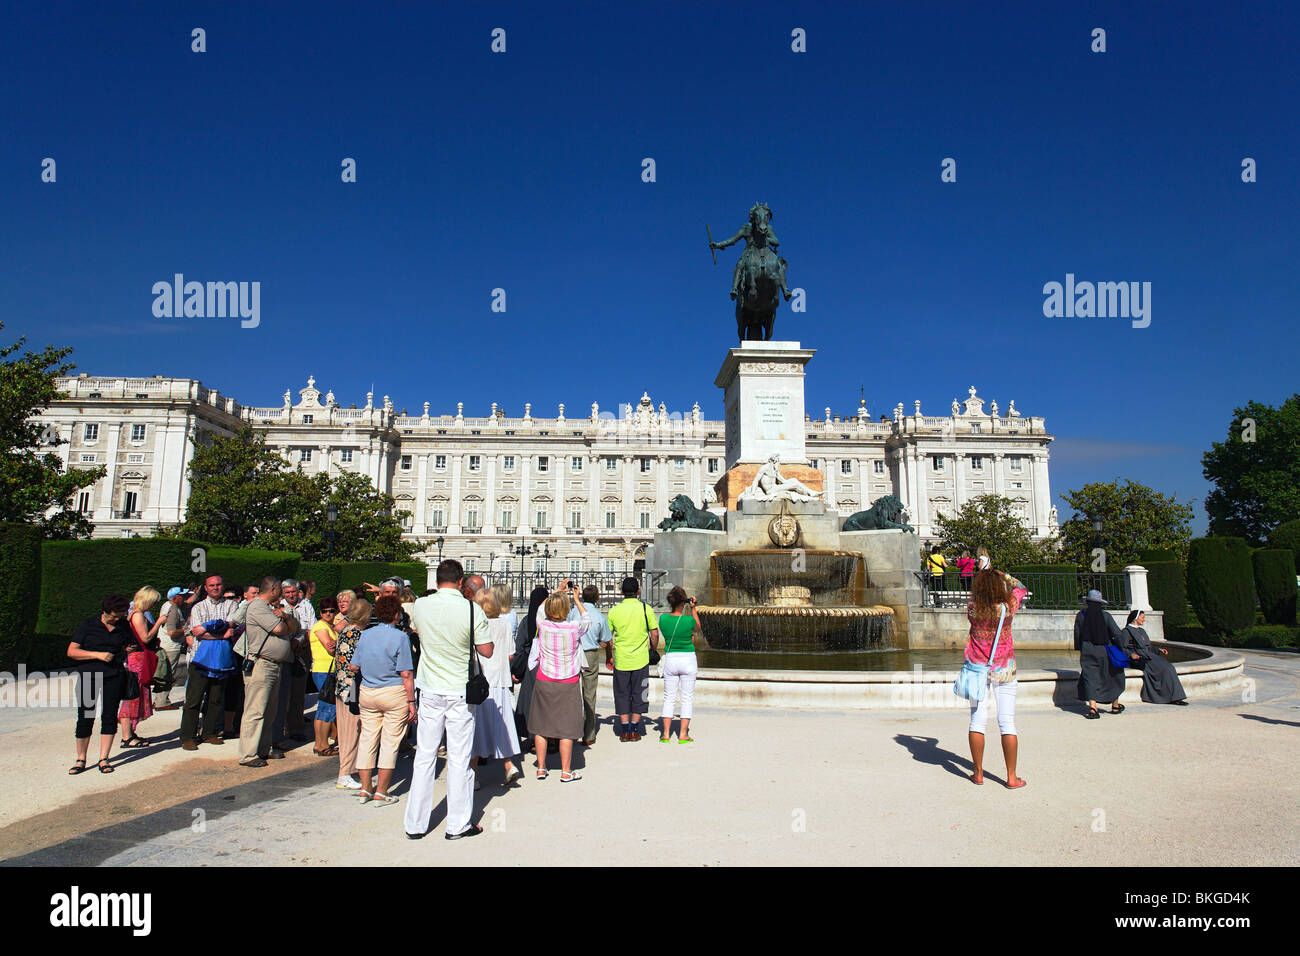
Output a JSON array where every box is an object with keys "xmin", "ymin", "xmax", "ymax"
[{"xmin": 36, "ymin": 374, "xmax": 1057, "ymax": 572}]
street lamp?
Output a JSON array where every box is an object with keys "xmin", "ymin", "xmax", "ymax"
[
  {"xmin": 1091, "ymin": 515, "xmax": 1104, "ymax": 549},
  {"xmin": 436, "ymin": 535, "xmax": 445, "ymax": 563},
  {"xmin": 326, "ymin": 502, "xmax": 339, "ymax": 560}
]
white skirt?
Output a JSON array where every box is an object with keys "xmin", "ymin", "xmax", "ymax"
[{"xmin": 473, "ymin": 685, "xmax": 518, "ymax": 759}]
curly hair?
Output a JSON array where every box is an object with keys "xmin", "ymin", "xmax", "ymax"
[{"xmin": 969, "ymin": 569, "xmax": 1011, "ymax": 620}]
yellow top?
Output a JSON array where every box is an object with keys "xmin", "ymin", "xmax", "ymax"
[
  {"xmin": 927, "ymin": 553, "xmax": 947, "ymax": 575},
  {"xmin": 309, "ymin": 619, "xmax": 338, "ymax": 673}
]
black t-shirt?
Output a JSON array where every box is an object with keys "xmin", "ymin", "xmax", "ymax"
[{"xmin": 72, "ymin": 616, "xmax": 132, "ymax": 672}]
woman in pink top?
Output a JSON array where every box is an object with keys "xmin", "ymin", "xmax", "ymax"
[
  {"xmin": 964, "ymin": 568, "xmax": 1028, "ymax": 789},
  {"xmin": 527, "ymin": 583, "xmax": 591, "ymax": 782}
]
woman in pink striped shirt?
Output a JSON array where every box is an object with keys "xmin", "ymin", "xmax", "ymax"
[{"xmin": 527, "ymin": 583, "xmax": 591, "ymax": 782}]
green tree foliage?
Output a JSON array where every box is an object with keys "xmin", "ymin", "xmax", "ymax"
[
  {"xmin": 0, "ymin": 522, "xmax": 43, "ymax": 667},
  {"xmin": 0, "ymin": 323, "xmax": 104, "ymax": 537},
  {"xmin": 1267, "ymin": 518, "xmax": 1300, "ymax": 568},
  {"xmin": 1058, "ymin": 480, "xmax": 1194, "ymax": 571},
  {"xmin": 1186, "ymin": 537, "xmax": 1256, "ymax": 637},
  {"xmin": 1202, "ymin": 394, "xmax": 1300, "ymax": 545},
  {"xmin": 1251, "ymin": 549, "xmax": 1297, "ymax": 626},
  {"xmin": 933, "ymin": 495, "xmax": 1058, "ymax": 568},
  {"xmin": 162, "ymin": 428, "xmax": 419, "ymax": 560}
]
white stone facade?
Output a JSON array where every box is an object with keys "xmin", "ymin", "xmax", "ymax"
[{"xmin": 35, "ymin": 375, "xmax": 1055, "ymax": 564}]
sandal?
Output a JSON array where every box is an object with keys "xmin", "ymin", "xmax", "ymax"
[
  {"xmin": 68, "ymin": 759, "xmax": 87, "ymax": 776},
  {"xmin": 313, "ymin": 746, "xmax": 339, "ymax": 757},
  {"xmin": 1006, "ymin": 778, "xmax": 1028, "ymax": 790},
  {"xmin": 679, "ymin": 736, "xmax": 694, "ymax": 744},
  {"xmin": 97, "ymin": 759, "xmax": 115, "ymax": 773},
  {"xmin": 659, "ymin": 736, "xmax": 671, "ymax": 743},
  {"xmin": 536, "ymin": 769, "xmax": 549, "ymax": 780},
  {"xmin": 560, "ymin": 770, "xmax": 582, "ymax": 783},
  {"xmin": 120, "ymin": 737, "xmax": 150, "ymax": 748},
  {"xmin": 1109, "ymin": 704, "xmax": 1126, "ymax": 715},
  {"xmin": 1085, "ymin": 707, "xmax": 1100, "ymax": 719},
  {"xmin": 357, "ymin": 790, "xmax": 373, "ymax": 803},
  {"xmin": 372, "ymin": 792, "xmax": 399, "ymax": 805}
]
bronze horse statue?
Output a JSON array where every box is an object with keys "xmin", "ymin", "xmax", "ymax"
[{"xmin": 711, "ymin": 203, "xmax": 792, "ymax": 342}]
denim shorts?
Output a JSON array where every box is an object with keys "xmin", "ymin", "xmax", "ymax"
[{"xmin": 312, "ymin": 671, "xmax": 337, "ymax": 723}]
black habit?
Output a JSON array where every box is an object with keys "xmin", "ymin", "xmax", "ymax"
[
  {"xmin": 1075, "ymin": 603, "xmax": 1128, "ymax": 703},
  {"xmin": 1124, "ymin": 625, "xmax": 1187, "ymax": 704}
]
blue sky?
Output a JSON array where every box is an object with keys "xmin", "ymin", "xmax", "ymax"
[{"xmin": 3, "ymin": 1, "xmax": 1297, "ymax": 533}]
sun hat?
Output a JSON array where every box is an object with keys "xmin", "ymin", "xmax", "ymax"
[{"xmin": 1084, "ymin": 589, "xmax": 1108, "ymax": 604}]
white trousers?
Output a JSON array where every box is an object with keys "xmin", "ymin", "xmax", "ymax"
[
  {"xmin": 403, "ymin": 692, "xmax": 476, "ymax": 837},
  {"xmin": 968, "ymin": 679, "xmax": 1017, "ymax": 736},
  {"xmin": 659, "ymin": 652, "xmax": 698, "ymax": 720}
]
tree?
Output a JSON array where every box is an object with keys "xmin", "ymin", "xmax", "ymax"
[
  {"xmin": 1202, "ymin": 394, "xmax": 1300, "ymax": 545},
  {"xmin": 933, "ymin": 495, "xmax": 1058, "ymax": 567},
  {"xmin": 163, "ymin": 428, "xmax": 419, "ymax": 559},
  {"xmin": 1058, "ymin": 479, "xmax": 1194, "ymax": 571},
  {"xmin": 0, "ymin": 322, "xmax": 104, "ymax": 537}
]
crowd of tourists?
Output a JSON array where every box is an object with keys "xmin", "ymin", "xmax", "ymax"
[{"xmin": 65, "ymin": 562, "xmax": 701, "ymax": 839}]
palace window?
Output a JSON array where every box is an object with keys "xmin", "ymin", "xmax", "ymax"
[
  {"xmin": 970, "ymin": 423, "xmax": 982, "ymax": 434},
  {"xmin": 300, "ymin": 448, "xmax": 312, "ymax": 463},
  {"xmin": 502, "ymin": 456, "xmax": 514, "ymax": 470},
  {"xmin": 603, "ymin": 559, "xmax": 618, "ymax": 574},
  {"xmin": 571, "ymin": 457, "xmax": 583, "ymax": 471},
  {"xmin": 569, "ymin": 559, "xmax": 581, "ymax": 575},
  {"xmin": 538, "ymin": 456, "xmax": 550, "ymax": 472},
  {"xmin": 435, "ymin": 455, "xmax": 447, "ymax": 469},
  {"xmin": 122, "ymin": 491, "xmax": 139, "ymax": 515},
  {"xmin": 605, "ymin": 510, "xmax": 617, "ymax": 529},
  {"xmin": 640, "ymin": 457, "xmax": 651, "ymax": 473},
  {"xmin": 932, "ymin": 456, "xmax": 945, "ymax": 472},
  {"xmin": 77, "ymin": 492, "xmax": 92, "ymax": 513},
  {"xmin": 874, "ymin": 460, "xmax": 885, "ymax": 475},
  {"xmin": 401, "ymin": 513, "xmax": 414, "ymax": 531},
  {"xmin": 340, "ymin": 449, "xmax": 353, "ymax": 463},
  {"xmin": 468, "ymin": 455, "xmax": 481, "ymax": 471},
  {"xmin": 126, "ymin": 454, "xmax": 144, "ymax": 464},
  {"xmin": 606, "ymin": 458, "xmax": 617, "ymax": 472},
  {"xmin": 400, "ymin": 455, "xmax": 412, "ymax": 470},
  {"xmin": 535, "ymin": 508, "xmax": 549, "ymax": 528},
  {"xmin": 810, "ymin": 459, "xmax": 819, "ymax": 470},
  {"xmin": 1009, "ymin": 456, "xmax": 1023, "ymax": 473},
  {"xmin": 639, "ymin": 511, "xmax": 651, "ymax": 529},
  {"xmin": 465, "ymin": 507, "xmax": 479, "ymax": 529},
  {"xmin": 303, "ymin": 415, "xmax": 313, "ymax": 424},
  {"xmin": 80, "ymin": 453, "xmax": 97, "ymax": 463},
  {"xmin": 83, "ymin": 424, "xmax": 99, "ymax": 442},
  {"xmin": 569, "ymin": 508, "xmax": 582, "ymax": 530},
  {"xmin": 708, "ymin": 458, "xmax": 720, "ymax": 474},
  {"xmin": 130, "ymin": 424, "xmax": 146, "ymax": 441},
  {"xmin": 429, "ymin": 507, "xmax": 444, "ymax": 528},
  {"xmin": 500, "ymin": 508, "xmax": 514, "ymax": 529},
  {"xmin": 840, "ymin": 460, "xmax": 852, "ymax": 475},
  {"xmin": 673, "ymin": 458, "xmax": 685, "ymax": 472},
  {"xmin": 971, "ymin": 456, "xmax": 984, "ymax": 471}
]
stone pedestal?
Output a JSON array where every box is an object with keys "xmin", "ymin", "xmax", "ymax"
[
  {"xmin": 714, "ymin": 341, "xmax": 815, "ymax": 471},
  {"xmin": 645, "ymin": 527, "xmax": 725, "ymax": 602},
  {"xmin": 840, "ymin": 529, "xmax": 923, "ymax": 644},
  {"xmin": 725, "ymin": 499, "xmax": 842, "ymax": 551}
]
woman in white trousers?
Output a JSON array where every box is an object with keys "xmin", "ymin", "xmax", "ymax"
[{"xmin": 657, "ymin": 587, "xmax": 701, "ymax": 743}]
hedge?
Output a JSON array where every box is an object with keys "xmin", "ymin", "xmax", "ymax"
[
  {"xmin": 1145, "ymin": 560, "xmax": 1188, "ymax": 630},
  {"xmin": 1186, "ymin": 537, "xmax": 1256, "ymax": 637},
  {"xmin": 36, "ymin": 537, "xmax": 208, "ymax": 638},
  {"xmin": 1252, "ymin": 549, "xmax": 1297, "ymax": 626},
  {"xmin": 1168, "ymin": 624, "xmax": 1223, "ymax": 647},
  {"xmin": 1268, "ymin": 519, "xmax": 1300, "ymax": 568},
  {"xmin": 0, "ymin": 523, "xmax": 43, "ymax": 669},
  {"xmin": 1137, "ymin": 548, "xmax": 1178, "ymax": 564},
  {"xmin": 337, "ymin": 561, "xmax": 428, "ymax": 596},
  {"xmin": 297, "ymin": 561, "xmax": 343, "ymax": 613},
  {"xmin": 202, "ymin": 546, "xmax": 301, "ymax": 591},
  {"xmin": 1232, "ymin": 625, "xmax": 1299, "ymax": 649}
]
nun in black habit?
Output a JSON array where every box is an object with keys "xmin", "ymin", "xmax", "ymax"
[
  {"xmin": 1074, "ymin": 589, "xmax": 1129, "ymax": 718},
  {"xmin": 1123, "ymin": 609, "xmax": 1188, "ymax": 705}
]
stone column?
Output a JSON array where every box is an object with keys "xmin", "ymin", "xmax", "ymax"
[
  {"xmin": 177, "ymin": 415, "xmax": 197, "ymax": 519},
  {"xmin": 1032, "ymin": 453, "xmax": 1051, "ymax": 533},
  {"xmin": 1125, "ymin": 565, "xmax": 1150, "ymax": 610},
  {"xmin": 588, "ymin": 452, "xmax": 600, "ymax": 530},
  {"xmin": 993, "ymin": 452, "xmax": 1005, "ymax": 496},
  {"xmin": 520, "ymin": 455, "xmax": 532, "ymax": 534},
  {"xmin": 415, "ymin": 454, "xmax": 429, "ymax": 533},
  {"xmin": 448, "ymin": 454, "xmax": 463, "ymax": 534},
  {"xmin": 655, "ymin": 454, "xmax": 667, "ymax": 526},
  {"xmin": 484, "ymin": 455, "xmax": 497, "ymax": 534},
  {"xmin": 858, "ymin": 457, "xmax": 869, "ymax": 510},
  {"xmin": 690, "ymin": 454, "xmax": 702, "ymax": 506},
  {"xmin": 319, "ymin": 445, "xmax": 331, "ymax": 476},
  {"xmin": 955, "ymin": 452, "xmax": 967, "ymax": 507},
  {"xmin": 825, "ymin": 458, "xmax": 838, "ymax": 511},
  {"xmin": 621, "ymin": 455, "xmax": 634, "ymax": 528},
  {"xmin": 552, "ymin": 452, "xmax": 567, "ymax": 535}
]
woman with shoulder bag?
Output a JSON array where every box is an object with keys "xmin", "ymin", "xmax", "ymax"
[
  {"xmin": 963, "ymin": 568, "xmax": 1028, "ymax": 789},
  {"xmin": 657, "ymin": 586, "xmax": 701, "ymax": 743},
  {"xmin": 119, "ymin": 586, "xmax": 163, "ymax": 748},
  {"xmin": 331, "ymin": 598, "xmax": 370, "ymax": 790}
]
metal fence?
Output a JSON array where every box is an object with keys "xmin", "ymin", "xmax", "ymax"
[
  {"xmin": 484, "ymin": 569, "xmax": 651, "ymax": 609},
  {"xmin": 917, "ymin": 570, "xmax": 1131, "ymax": 610}
]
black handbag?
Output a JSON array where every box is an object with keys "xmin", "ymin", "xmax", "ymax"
[
  {"xmin": 122, "ymin": 669, "xmax": 141, "ymax": 701},
  {"xmin": 465, "ymin": 600, "xmax": 489, "ymax": 705},
  {"xmin": 643, "ymin": 601, "xmax": 660, "ymax": 666},
  {"xmin": 318, "ymin": 648, "xmax": 339, "ymax": 705}
]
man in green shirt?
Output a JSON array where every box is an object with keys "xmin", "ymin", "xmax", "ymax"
[{"xmin": 604, "ymin": 577, "xmax": 658, "ymax": 741}]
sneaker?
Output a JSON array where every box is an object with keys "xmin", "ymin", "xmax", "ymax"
[
  {"xmin": 445, "ymin": 824, "xmax": 483, "ymax": 841},
  {"xmin": 336, "ymin": 776, "xmax": 363, "ymax": 790}
]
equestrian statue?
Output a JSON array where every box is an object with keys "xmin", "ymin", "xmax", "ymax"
[{"xmin": 709, "ymin": 202, "xmax": 792, "ymax": 342}]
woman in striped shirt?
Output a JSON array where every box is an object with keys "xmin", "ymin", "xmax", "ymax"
[{"xmin": 527, "ymin": 582, "xmax": 591, "ymax": 782}]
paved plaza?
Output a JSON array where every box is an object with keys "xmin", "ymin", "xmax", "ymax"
[{"xmin": 2, "ymin": 650, "xmax": 1296, "ymax": 868}]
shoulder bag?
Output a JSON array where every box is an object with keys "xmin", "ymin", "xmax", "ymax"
[
  {"xmin": 318, "ymin": 628, "xmax": 340, "ymax": 704},
  {"xmin": 953, "ymin": 603, "xmax": 1006, "ymax": 703},
  {"xmin": 642, "ymin": 601, "xmax": 660, "ymax": 666},
  {"xmin": 465, "ymin": 600, "xmax": 489, "ymax": 705}
]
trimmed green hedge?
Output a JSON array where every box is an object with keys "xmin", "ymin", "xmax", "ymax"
[
  {"xmin": 337, "ymin": 561, "xmax": 427, "ymax": 596},
  {"xmin": 0, "ymin": 523, "xmax": 43, "ymax": 669},
  {"xmin": 297, "ymin": 562, "xmax": 343, "ymax": 613},
  {"xmin": 1268, "ymin": 519, "xmax": 1300, "ymax": 568},
  {"xmin": 1251, "ymin": 549, "xmax": 1297, "ymax": 625},
  {"xmin": 1186, "ymin": 537, "xmax": 1256, "ymax": 638},
  {"xmin": 1145, "ymin": 560, "xmax": 1188, "ymax": 630},
  {"xmin": 203, "ymin": 546, "xmax": 300, "ymax": 591},
  {"xmin": 1138, "ymin": 548, "xmax": 1178, "ymax": 563},
  {"xmin": 1232, "ymin": 625, "xmax": 1299, "ymax": 649},
  {"xmin": 1169, "ymin": 624, "xmax": 1223, "ymax": 647},
  {"xmin": 36, "ymin": 537, "xmax": 208, "ymax": 638}
]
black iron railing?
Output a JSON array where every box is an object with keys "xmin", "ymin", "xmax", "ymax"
[{"xmin": 916, "ymin": 570, "xmax": 1130, "ymax": 610}]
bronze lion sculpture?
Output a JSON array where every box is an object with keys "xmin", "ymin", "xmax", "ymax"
[
  {"xmin": 842, "ymin": 494, "xmax": 913, "ymax": 533},
  {"xmin": 657, "ymin": 494, "xmax": 723, "ymax": 531}
]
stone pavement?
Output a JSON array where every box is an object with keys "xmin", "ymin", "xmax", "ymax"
[{"xmin": 1, "ymin": 650, "xmax": 1296, "ymax": 867}]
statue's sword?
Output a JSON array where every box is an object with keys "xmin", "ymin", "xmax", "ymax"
[{"xmin": 706, "ymin": 224, "xmax": 716, "ymax": 265}]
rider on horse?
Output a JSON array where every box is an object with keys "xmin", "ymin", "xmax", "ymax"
[{"xmin": 711, "ymin": 202, "xmax": 792, "ymax": 302}]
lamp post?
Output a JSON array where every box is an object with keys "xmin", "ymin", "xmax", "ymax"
[
  {"xmin": 326, "ymin": 502, "xmax": 338, "ymax": 560},
  {"xmin": 436, "ymin": 535, "xmax": 445, "ymax": 564}
]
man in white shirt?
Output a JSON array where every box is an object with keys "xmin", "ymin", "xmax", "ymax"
[
  {"xmin": 272, "ymin": 578, "xmax": 316, "ymax": 744},
  {"xmin": 403, "ymin": 559, "xmax": 494, "ymax": 841}
]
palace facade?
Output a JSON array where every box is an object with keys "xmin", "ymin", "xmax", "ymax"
[{"xmin": 36, "ymin": 375, "xmax": 1057, "ymax": 572}]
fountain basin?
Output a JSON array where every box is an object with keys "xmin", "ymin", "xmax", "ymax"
[{"xmin": 696, "ymin": 603, "xmax": 894, "ymax": 652}]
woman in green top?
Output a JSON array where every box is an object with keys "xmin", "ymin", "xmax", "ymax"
[{"xmin": 657, "ymin": 586, "xmax": 701, "ymax": 743}]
